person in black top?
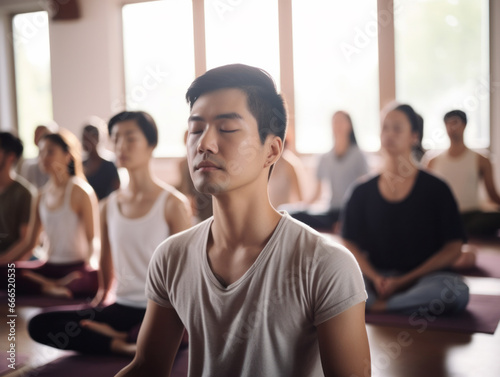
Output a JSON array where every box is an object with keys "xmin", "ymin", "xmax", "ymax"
[
  {"xmin": 342, "ymin": 104, "xmax": 469, "ymax": 315},
  {"xmin": 82, "ymin": 124, "xmax": 120, "ymax": 200}
]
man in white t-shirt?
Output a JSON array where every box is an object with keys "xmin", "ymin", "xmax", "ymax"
[{"xmin": 116, "ymin": 64, "xmax": 370, "ymax": 377}]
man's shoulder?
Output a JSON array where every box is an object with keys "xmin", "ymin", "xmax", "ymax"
[{"xmin": 282, "ymin": 214, "xmax": 356, "ymax": 262}]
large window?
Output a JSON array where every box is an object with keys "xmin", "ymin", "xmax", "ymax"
[
  {"xmin": 122, "ymin": 0, "xmax": 195, "ymax": 157},
  {"xmin": 12, "ymin": 11, "xmax": 53, "ymax": 158},
  {"xmin": 292, "ymin": 0, "xmax": 380, "ymax": 153},
  {"xmin": 395, "ymin": 0, "xmax": 489, "ymax": 150},
  {"xmin": 204, "ymin": 0, "xmax": 281, "ymax": 89},
  {"xmin": 119, "ymin": 0, "xmax": 491, "ymax": 157}
]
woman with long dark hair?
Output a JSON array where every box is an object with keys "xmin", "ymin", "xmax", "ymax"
[
  {"xmin": 29, "ymin": 111, "xmax": 191, "ymax": 356},
  {"xmin": 341, "ymin": 103, "xmax": 469, "ymax": 314},
  {"xmin": 291, "ymin": 110, "xmax": 368, "ymax": 231}
]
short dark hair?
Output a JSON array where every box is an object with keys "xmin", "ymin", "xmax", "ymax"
[
  {"xmin": 394, "ymin": 104, "xmax": 426, "ymax": 161},
  {"xmin": 0, "ymin": 132, "xmax": 23, "ymax": 160},
  {"xmin": 108, "ymin": 111, "xmax": 158, "ymax": 147},
  {"xmin": 185, "ymin": 64, "xmax": 287, "ymax": 144},
  {"xmin": 444, "ymin": 110, "xmax": 467, "ymax": 125},
  {"xmin": 83, "ymin": 124, "xmax": 100, "ymax": 141}
]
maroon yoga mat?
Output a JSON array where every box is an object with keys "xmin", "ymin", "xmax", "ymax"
[
  {"xmin": 365, "ymin": 294, "xmax": 500, "ymax": 334},
  {"xmin": 457, "ymin": 250, "xmax": 500, "ymax": 279}
]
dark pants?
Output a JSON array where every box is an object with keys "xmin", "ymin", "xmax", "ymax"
[
  {"xmin": 28, "ymin": 303, "xmax": 146, "ymax": 355},
  {"xmin": 290, "ymin": 208, "xmax": 341, "ymax": 231},
  {"xmin": 1, "ymin": 260, "xmax": 98, "ymax": 297},
  {"xmin": 462, "ymin": 210, "xmax": 500, "ymax": 237}
]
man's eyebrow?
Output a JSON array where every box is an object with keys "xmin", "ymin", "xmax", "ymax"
[
  {"xmin": 188, "ymin": 113, "xmax": 243, "ymax": 122},
  {"xmin": 215, "ymin": 113, "xmax": 242, "ymax": 120},
  {"xmin": 188, "ymin": 115, "xmax": 204, "ymax": 122}
]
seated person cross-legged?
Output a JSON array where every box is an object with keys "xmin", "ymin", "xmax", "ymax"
[
  {"xmin": 290, "ymin": 111, "xmax": 368, "ymax": 232},
  {"xmin": 2, "ymin": 130, "xmax": 99, "ymax": 298},
  {"xmin": 341, "ymin": 104, "xmax": 469, "ymax": 315},
  {"xmin": 28, "ymin": 111, "xmax": 192, "ymax": 356},
  {"xmin": 427, "ymin": 109, "xmax": 500, "ymax": 238}
]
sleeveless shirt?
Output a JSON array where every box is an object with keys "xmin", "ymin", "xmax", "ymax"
[
  {"xmin": 432, "ymin": 148, "xmax": 479, "ymax": 212},
  {"xmin": 39, "ymin": 177, "xmax": 88, "ymax": 264},
  {"xmin": 107, "ymin": 190, "xmax": 170, "ymax": 308}
]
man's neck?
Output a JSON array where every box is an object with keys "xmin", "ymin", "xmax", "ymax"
[
  {"xmin": 210, "ymin": 185, "xmax": 282, "ymax": 251},
  {"xmin": 448, "ymin": 141, "xmax": 467, "ymax": 157}
]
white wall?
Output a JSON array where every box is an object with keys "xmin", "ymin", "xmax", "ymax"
[
  {"xmin": 490, "ymin": 0, "xmax": 500, "ymax": 189},
  {"xmin": 49, "ymin": 0, "xmax": 124, "ymax": 134}
]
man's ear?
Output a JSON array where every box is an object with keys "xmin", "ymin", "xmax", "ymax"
[{"xmin": 264, "ymin": 135, "xmax": 283, "ymax": 168}]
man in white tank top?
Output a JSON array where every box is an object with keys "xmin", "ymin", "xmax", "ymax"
[
  {"xmin": 116, "ymin": 65, "xmax": 369, "ymax": 377},
  {"xmin": 428, "ymin": 110, "xmax": 500, "ymax": 238}
]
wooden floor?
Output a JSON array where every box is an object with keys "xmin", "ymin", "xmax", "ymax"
[{"xmin": 2, "ymin": 240, "xmax": 500, "ymax": 377}]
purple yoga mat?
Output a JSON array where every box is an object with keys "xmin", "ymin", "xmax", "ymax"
[
  {"xmin": 365, "ymin": 294, "xmax": 500, "ymax": 334},
  {"xmin": 458, "ymin": 250, "xmax": 500, "ymax": 279},
  {"xmin": 26, "ymin": 346, "xmax": 188, "ymax": 377}
]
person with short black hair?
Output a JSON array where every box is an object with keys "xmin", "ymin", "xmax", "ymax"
[
  {"xmin": 342, "ymin": 104, "xmax": 469, "ymax": 315},
  {"xmin": 0, "ymin": 132, "xmax": 36, "ymax": 260},
  {"xmin": 116, "ymin": 64, "xmax": 370, "ymax": 377},
  {"xmin": 427, "ymin": 109, "xmax": 500, "ymax": 238}
]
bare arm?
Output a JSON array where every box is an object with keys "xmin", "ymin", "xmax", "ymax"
[
  {"xmin": 115, "ymin": 300, "xmax": 185, "ymax": 377},
  {"xmin": 307, "ymin": 180, "xmax": 322, "ymax": 205},
  {"xmin": 73, "ymin": 183, "xmax": 99, "ymax": 263},
  {"xmin": 379, "ymin": 240, "xmax": 462, "ymax": 299},
  {"xmin": 399, "ymin": 240, "xmax": 462, "ymax": 286},
  {"xmin": 287, "ymin": 160, "xmax": 303, "ymax": 202},
  {"xmin": 92, "ymin": 200, "xmax": 114, "ymax": 306},
  {"xmin": 479, "ymin": 154, "xmax": 500, "ymax": 206},
  {"xmin": 164, "ymin": 189, "xmax": 192, "ymax": 235},
  {"xmin": 317, "ymin": 302, "xmax": 371, "ymax": 377}
]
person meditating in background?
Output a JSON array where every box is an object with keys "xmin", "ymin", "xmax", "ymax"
[
  {"xmin": 1, "ymin": 129, "xmax": 98, "ymax": 298},
  {"xmin": 0, "ymin": 132, "xmax": 36, "ymax": 262},
  {"xmin": 29, "ymin": 111, "xmax": 191, "ymax": 356},
  {"xmin": 427, "ymin": 109, "xmax": 500, "ymax": 238},
  {"xmin": 268, "ymin": 138, "xmax": 304, "ymax": 208},
  {"xmin": 291, "ymin": 110, "xmax": 368, "ymax": 232},
  {"xmin": 82, "ymin": 123, "xmax": 120, "ymax": 200},
  {"xmin": 341, "ymin": 104, "xmax": 470, "ymax": 315},
  {"xmin": 18, "ymin": 123, "xmax": 53, "ymax": 190}
]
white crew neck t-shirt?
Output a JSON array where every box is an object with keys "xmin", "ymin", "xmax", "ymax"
[{"xmin": 146, "ymin": 212, "xmax": 366, "ymax": 377}]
